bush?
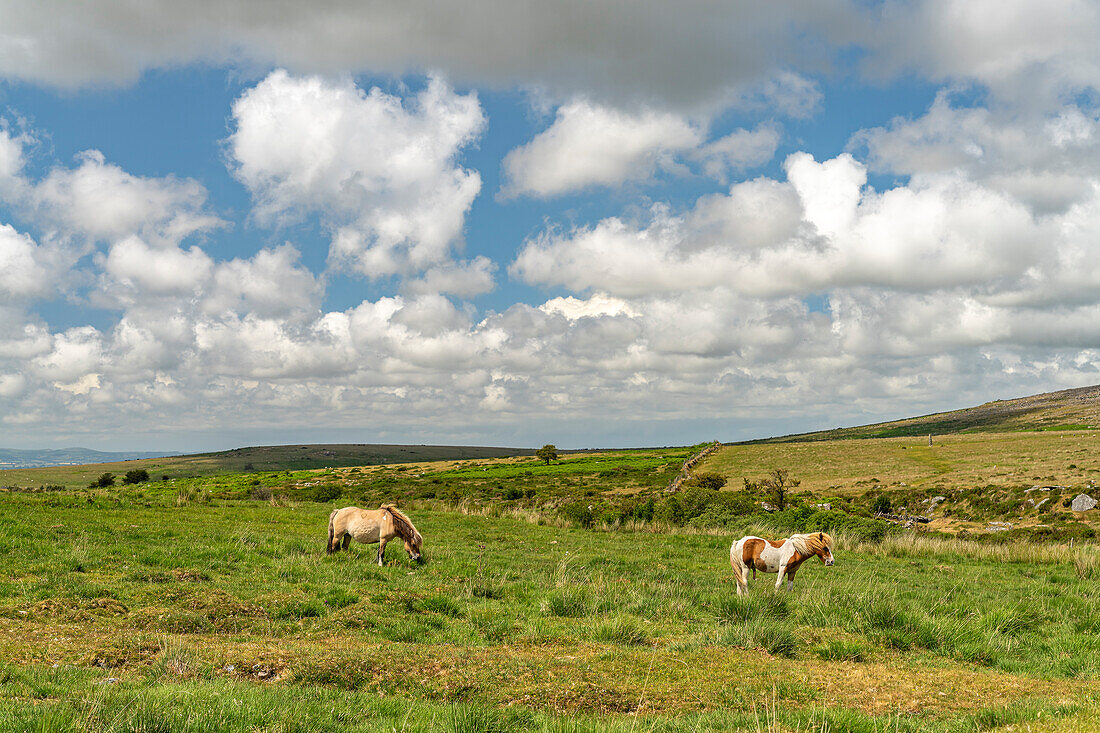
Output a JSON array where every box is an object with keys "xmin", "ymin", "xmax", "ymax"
[
  {"xmin": 310, "ymin": 484, "xmax": 342, "ymax": 503},
  {"xmin": 871, "ymin": 495, "xmax": 892, "ymax": 514},
  {"xmin": 249, "ymin": 485, "xmax": 273, "ymax": 501},
  {"xmin": 122, "ymin": 469, "xmax": 150, "ymax": 485},
  {"xmin": 559, "ymin": 500, "xmax": 594, "ymax": 528},
  {"xmin": 89, "ymin": 473, "xmax": 115, "ymax": 488},
  {"xmin": 655, "ymin": 496, "xmax": 685, "ymax": 525},
  {"xmin": 688, "ymin": 472, "xmax": 727, "ymax": 491}
]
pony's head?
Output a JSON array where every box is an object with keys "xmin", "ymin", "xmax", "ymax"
[
  {"xmin": 793, "ymin": 532, "xmax": 834, "ymax": 566},
  {"xmin": 813, "ymin": 532, "xmax": 834, "ymax": 566},
  {"xmin": 385, "ymin": 505, "xmax": 424, "ymax": 562},
  {"xmin": 404, "ymin": 533, "xmax": 423, "ymax": 562}
]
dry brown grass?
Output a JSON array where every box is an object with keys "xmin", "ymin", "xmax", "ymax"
[{"xmin": 702, "ymin": 431, "xmax": 1100, "ymax": 497}]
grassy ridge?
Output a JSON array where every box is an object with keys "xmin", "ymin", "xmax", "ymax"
[
  {"xmin": 0, "ymin": 443, "xmax": 539, "ymax": 489},
  {"xmin": 751, "ymin": 384, "xmax": 1100, "ymax": 442},
  {"xmin": 0, "ymin": 490, "xmax": 1098, "ymax": 730}
]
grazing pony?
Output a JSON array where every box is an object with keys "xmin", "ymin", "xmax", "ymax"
[
  {"xmin": 327, "ymin": 505, "xmax": 423, "ymax": 565},
  {"xmin": 730, "ymin": 532, "xmax": 834, "ymax": 595}
]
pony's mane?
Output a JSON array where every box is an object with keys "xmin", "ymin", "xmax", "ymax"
[
  {"xmin": 382, "ymin": 504, "xmax": 422, "ymax": 546},
  {"xmin": 789, "ymin": 532, "xmax": 833, "ymax": 555}
]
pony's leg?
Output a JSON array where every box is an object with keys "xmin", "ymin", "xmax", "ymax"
[
  {"xmin": 775, "ymin": 564, "xmax": 787, "ymax": 591},
  {"xmin": 341, "ymin": 534, "xmax": 351, "ymax": 551},
  {"xmin": 377, "ymin": 538, "xmax": 389, "ymax": 567},
  {"xmin": 786, "ymin": 567, "xmax": 798, "ymax": 592}
]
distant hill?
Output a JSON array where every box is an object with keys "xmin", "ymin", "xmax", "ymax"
[
  {"xmin": 0, "ymin": 447, "xmax": 175, "ymax": 469},
  {"xmin": 753, "ymin": 384, "xmax": 1100, "ymax": 443},
  {"xmin": 0, "ymin": 443, "xmax": 537, "ymax": 489}
]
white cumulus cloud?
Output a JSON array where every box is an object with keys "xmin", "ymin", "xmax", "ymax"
[
  {"xmin": 228, "ymin": 70, "xmax": 486, "ymax": 279},
  {"xmin": 502, "ymin": 100, "xmax": 702, "ymax": 197}
]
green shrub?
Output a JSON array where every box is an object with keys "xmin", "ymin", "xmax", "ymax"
[
  {"xmin": 249, "ymin": 485, "xmax": 273, "ymax": 500},
  {"xmin": 655, "ymin": 496, "xmax": 685, "ymax": 525},
  {"xmin": 122, "ymin": 469, "xmax": 150, "ymax": 485},
  {"xmin": 559, "ymin": 501, "xmax": 594, "ymax": 528},
  {"xmin": 688, "ymin": 472, "xmax": 727, "ymax": 491},
  {"xmin": 310, "ymin": 484, "xmax": 342, "ymax": 503}
]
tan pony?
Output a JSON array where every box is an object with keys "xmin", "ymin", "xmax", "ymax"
[
  {"xmin": 327, "ymin": 505, "xmax": 423, "ymax": 565},
  {"xmin": 730, "ymin": 532, "xmax": 834, "ymax": 595}
]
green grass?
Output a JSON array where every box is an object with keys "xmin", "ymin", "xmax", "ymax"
[{"xmin": 0, "ymin": 489, "xmax": 1098, "ymax": 730}]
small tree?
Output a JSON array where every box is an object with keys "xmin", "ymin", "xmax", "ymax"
[
  {"xmin": 536, "ymin": 444, "xmax": 559, "ymax": 465},
  {"xmin": 690, "ymin": 472, "xmax": 727, "ymax": 491},
  {"xmin": 90, "ymin": 472, "xmax": 115, "ymax": 488},
  {"xmin": 871, "ymin": 494, "xmax": 892, "ymax": 515},
  {"xmin": 760, "ymin": 469, "xmax": 799, "ymax": 511},
  {"xmin": 123, "ymin": 469, "xmax": 150, "ymax": 485}
]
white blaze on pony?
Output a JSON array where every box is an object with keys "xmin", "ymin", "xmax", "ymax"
[
  {"xmin": 327, "ymin": 504, "xmax": 423, "ymax": 565},
  {"xmin": 730, "ymin": 532, "xmax": 834, "ymax": 595}
]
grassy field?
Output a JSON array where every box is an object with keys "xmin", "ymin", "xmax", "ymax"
[
  {"xmin": 1, "ymin": 485, "xmax": 1099, "ymax": 731},
  {"xmin": 705, "ymin": 430, "xmax": 1100, "ymax": 495},
  {"xmin": 700, "ymin": 431, "xmax": 1100, "ymax": 536}
]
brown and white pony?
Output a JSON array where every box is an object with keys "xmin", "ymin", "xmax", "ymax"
[
  {"xmin": 730, "ymin": 532, "xmax": 834, "ymax": 595},
  {"xmin": 327, "ymin": 504, "xmax": 423, "ymax": 565}
]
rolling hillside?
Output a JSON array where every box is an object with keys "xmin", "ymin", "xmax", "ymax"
[
  {"xmin": 0, "ymin": 443, "xmax": 535, "ymax": 489},
  {"xmin": 752, "ymin": 383, "xmax": 1100, "ymax": 443}
]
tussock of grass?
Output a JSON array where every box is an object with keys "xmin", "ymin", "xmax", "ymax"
[
  {"xmin": 713, "ymin": 592, "xmax": 791, "ymax": 623},
  {"xmin": 812, "ymin": 639, "xmax": 867, "ymax": 662},
  {"xmin": 589, "ymin": 616, "xmax": 649, "ymax": 646}
]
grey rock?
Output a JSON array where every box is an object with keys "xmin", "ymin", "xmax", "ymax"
[{"xmin": 1071, "ymin": 494, "xmax": 1097, "ymax": 512}]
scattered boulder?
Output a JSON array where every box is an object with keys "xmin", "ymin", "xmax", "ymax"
[
  {"xmin": 1071, "ymin": 494, "xmax": 1097, "ymax": 512},
  {"xmin": 815, "ymin": 503, "xmax": 831, "ymax": 511},
  {"xmin": 987, "ymin": 521, "xmax": 1012, "ymax": 532}
]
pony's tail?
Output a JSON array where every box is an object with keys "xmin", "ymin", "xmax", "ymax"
[
  {"xmin": 326, "ymin": 508, "xmax": 339, "ymax": 554},
  {"xmin": 730, "ymin": 542, "xmax": 745, "ymax": 588}
]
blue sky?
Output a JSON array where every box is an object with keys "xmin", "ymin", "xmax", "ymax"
[{"xmin": 2, "ymin": 1, "xmax": 1100, "ymax": 452}]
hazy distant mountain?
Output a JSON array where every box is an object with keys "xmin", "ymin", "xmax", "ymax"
[{"xmin": 0, "ymin": 448, "xmax": 177, "ymax": 469}]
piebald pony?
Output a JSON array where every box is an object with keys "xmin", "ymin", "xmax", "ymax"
[{"xmin": 730, "ymin": 532, "xmax": 834, "ymax": 595}]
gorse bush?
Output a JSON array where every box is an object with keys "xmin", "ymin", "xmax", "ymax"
[
  {"xmin": 89, "ymin": 472, "xmax": 115, "ymax": 488},
  {"xmin": 309, "ymin": 484, "xmax": 341, "ymax": 503},
  {"xmin": 122, "ymin": 469, "xmax": 149, "ymax": 485}
]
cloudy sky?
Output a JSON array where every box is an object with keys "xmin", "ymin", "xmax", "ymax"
[{"xmin": 2, "ymin": 1, "xmax": 1100, "ymax": 452}]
